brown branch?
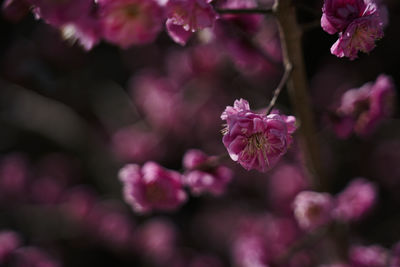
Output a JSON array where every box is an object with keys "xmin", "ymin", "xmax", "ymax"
[
  {"xmin": 265, "ymin": 62, "xmax": 293, "ymax": 115},
  {"xmin": 273, "ymin": 0, "xmax": 326, "ymax": 190}
]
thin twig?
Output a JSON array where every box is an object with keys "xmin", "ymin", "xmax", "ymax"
[
  {"xmin": 215, "ymin": 8, "xmax": 273, "ymax": 15},
  {"xmin": 265, "ymin": 63, "xmax": 293, "ymax": 115}
]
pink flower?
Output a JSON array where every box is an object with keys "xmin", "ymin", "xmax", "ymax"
[
  {"xmin": 321, "ymin": 0, "xmax": 388, "ymax": 59},
  {"xmin": 166, "ymin": 0, "xmax": 218, "ymax": 45},
  {"xmin": 334, "ymin": 74, "xmax": 395, "ymax": 137},
  {"xmin": 119, "ymin": 162, "xmax": 187, "ymax": 213},
  {"xmin": 221, "ymin": 99, "xmax": 296, "ymax": 172},
  {"xmin": 321, "ymin": 0, "xmax": 375, "ymax": 34},
  {"xmin": 0, "ymin": 231, "xmax": 21, "ymax": 264},
  {"xmin": 61, "ymin": 16, "xmax": 102, "ymax": 51},
  {"xmin": 293, "ymin": 191, "xmax": 334, "ymax": 230},
  {"xmin": 29, "ymin": 0, "xmax": 93, "ymax": 27},
  {"xmin": 330, "ymin": 15, "xmax": 384, "ymax": 60},
  {"xmin": 99, "ymin": 0, "xmax": 164, "ymax": 48},
  {"xmin": 349, "ymin": 245, "xmax": 388, "ymax": 267},
  {"xmin": 182, "ymin": 149, "xmax": 233, "ymax": 196},
  {"xmin": 332, "ymin": 178, "xmax": 376, "ymax": 222}
]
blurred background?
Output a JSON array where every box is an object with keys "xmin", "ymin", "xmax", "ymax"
[{"xmin": 0, "ymin": 0, "xmax": 400, "ymax": 266}]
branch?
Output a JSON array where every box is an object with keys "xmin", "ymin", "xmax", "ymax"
[
  {"xmin": 265, "ymin": 63, "xmax": 293, "ymax": 115},
  {"xmin": 215, "ymin": 8, "xmax": 273, "ymax": 15}
]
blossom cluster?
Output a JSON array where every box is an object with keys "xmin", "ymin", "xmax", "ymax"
[
  {"xmin": 293, "ymin": 178, "xmax": 377, "ymax": 230},
  {"xmin": 119, "ymin": 149, "xmax": 233, "ymax": 214},
  {"xmin": 3, "ymin": 0, "xmax": 219, "ymax": 49},
  {"xmin": 321, "ymin": 0, "xmax": 388, "ymax": 60}
]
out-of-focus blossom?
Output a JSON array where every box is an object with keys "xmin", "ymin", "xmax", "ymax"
[
  {"xmin": 135, "ymin": 219, "xmax": 177, "ymax": 264},
  {"xmin": 332, "ymin": 178, "xmax": 376, "ymax": 222},
  {"xmin": 30, "ymin": 177, "xmax": 64, "ymax": 205},
  {"xmin": 130, "ymin": 73, "xmax": 186, "ymax": 134},
  {"xmin": 321, "ymin": 0, "xmax": 387, "ymax": 59},
  {"xmin": 0, "ymin": 231, "xmax": 21, "ymax": 264},
  {"xmin": 119, "ymin": 162, "xmax": 186, "ymax": 213},
  {"xmin": 330, "ymin": 16, "xmax": 385, "ymax": 60},
  {"xmin": 390, "ymin": 242, "xmax": 400, "ymax": 267},
  {"xmin": 166, "ymin": 0, "xmax": 217, "ymax": 45},
  {"xmin": 2, "ymin": 0, "xmax": 30, "ymax": 22},
  {"xmin": 182, "ymin": 149, "xmax": 233, "ymax": 196},
  {"xmin": 232, "ymin": 215, "xmax": 298, "ymax": 267},
  {"xmin": 99, "ymin": 0, "xmax": 164, "ymax": 48},
  {"xmin": 319, "ymin": 264, "xmax": 350, "ymax": 267},
  {"xmin": 221, "ymin": 99, "xmax": 296, "ymax": 172},
  {"xmin": 30, "ymin": 0, "xmax": 93, "ymax": 27},
  {"xmin": 111, "ymin": 126, "xmax": 165, "ymax": 163},
  {"xmin": 349, "ymin": 245, "xmax": 388, "ymax": 267},
  {"xmin": 293, "ymin": 191, "xmax": 334, "ymax": 230},
  {"xmin": 12, "ymin": 247, "xmax": 61, "ymax": 267},
  {"xmin": 60, "ymin": 186, "xmax": 98, "ymax": 223},
  {"xmin": 0, "ymin": 154, "xmax": 29, "ymax": 201},
  {"xmin": 332, "ymin": 74, "xmax": 395, "ymax": 138},
  {"xmin": 268, "ymin": 164, "xmax": 309, "ymax": 215},
  {"xmin": 61, "ymin": 16, "xmax": 102, "ymax": 51}
]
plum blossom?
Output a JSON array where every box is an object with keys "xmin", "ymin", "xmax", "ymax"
[
  {"xmin": 99, "ymin": 0, "xmax": 164, "ymax": 48},
  {"xmin": 349, "ymin": 245, "xmax": 388, "ymax": 267},
  {"xmin": 0, "ymin": 231, "xmax": 21, "ymax": 264},
  {"xmin": 293, "ymin": 191, "xmax": 334, "ymax": 230},
  {"xmin": 182, "ymin": 149, "xmax": 233, "ymax": 196},
  {"xmin": 221, "ymin": 99, "xmax": 296, "ymax": 172},
  {"xmin": 332, "ymin": 74, "xmax": 395, "ymax": 138},
  {"xmin": 321, "ymin": 0, "xmax": 388, "ymax": 59},
  {"xmin": 332, "ymin": 178, "xmax": 377, "ymax": 222},
  {"xmin": 166, "ymin": 0, "xmax": 218, "ymax": 45},
  {"xmin": 119, "ymin": 162, "xmax": 187, "ymax": 213}
]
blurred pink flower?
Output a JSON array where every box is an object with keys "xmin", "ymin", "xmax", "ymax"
[
  {"xmin": 221, "ymin": 99, "xmax": 296, "ymax": 172},
  {"xmin": 182, "ymin": 149, "xmax": 233, "ymax": 196},
  {"xmin": 99, "ymin": 0, "xmax": 164, "ymax": 48},
  {"xmin": 0, "ymin": 231, "xmax": 21, "ymax": 264},
  {"xmin": 119, "ymin": 162, "xmax": 187, "ymax": 213},
  {"xmin": 12, "ymin": 247, "xmax": 61, "ymax": 267},
  {"xmin": 2, "ymin": 0, "xmax": 30, "ymax": 22},
  {"xmin": 30, "ymin": 0, "xmax": 93, "ymax": 27},
  {"xmin": 349, "ymin": 245, "xmax": 388, "ymax": 267},
  {"xmin": 293, "ymin": 191, "xmax": 334, "ymax": 230},
  {"xmin": 332, "ymin": 178, "xmax": 377, "ymax": 222},
  {"xmin": 166, "ymin": 0, "xmax": 217, "ymax": 45},
  {"xmin": 135, "ymin": 219, "xmax": 177, "ymax": 264},
  {"xmin": 0, "ymin": 154, "xmax": 29, "ymax": 201},
  {"xmin": 333, "ymin": 74, "xmax": 395, "ymax": 137}
]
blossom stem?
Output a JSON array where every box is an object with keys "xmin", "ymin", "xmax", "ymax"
[
  {"xmin": 273, "ymin": 0, "xmax": 326, "ymax": 190},
  {"xmin": 265, "ymin": 63, "xmax": 293, "ymax": 115},
  {"xmin": 215, "ymin": 8, "xmax": 273, "ymax": 15}
]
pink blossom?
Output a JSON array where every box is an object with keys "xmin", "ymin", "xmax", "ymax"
[
  {"xmin": 333, "ymin": 74, "xmax": 395, "ymax": 137},
  {"xmin": 0, "ymin": 154, "xmax": 29, "ymax": 201},
  {"xmin": 349, "ymin": 245, "xmax": 388, "ymax": 267},
  {"xmin": 135, "ymin": 219, "xmax": 177, "ymax": 264},
  {"xmin": 268, "ymin": 164, "xmax": 309, "ymax": 215},
  {"xmin": 221, "ymin": 99, "xmax": 296, "ymax": 172},
  {"xmin": 321, "ymin": 0, "xmax": 375, "ymax": 34},
  {"xmin": 182, "ymin": 149, "xmax": 233, "ymax": 196},
  {"xmin": 61, "ymin": 16, "xmax": 102, "ymax": 51},
  {"xmin": 12, "ymin": 247, "xmax": 61, "ymax": 267},
  {"xmin": 332, "ymin": 178, "xmax": 377, "ymax": 222},
  {"xmin": 0, "ymin": 231, "xmax": 21, "ymax": 263},
  {"xmin": 330, "ymin": 15, "xmax": 384, "ymax": 60},
  {"xmin": 29, "ymin": 0, "xmax": 93, "ymax": 27},
  {"xmin": 99, "ymin": 0, "xmax": 164, "ymax": 48},
  {"xmin": 321, "ymin": 0, "xmax": 388, "ymax": 59},
  {"xmin": 166, "ymin": 0, "xmax": 217, "ymax": 45},
  {"xmin": 293, "ymin": 191, "xmax": 334, "ymax": 230},
  {"xmin": 119, "ymin": 162, "xmax": 187, "ymax": 213}
]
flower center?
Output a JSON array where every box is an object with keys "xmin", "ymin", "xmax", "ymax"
[
  {"xmin": 246, "ymin": 132, "xmax": 267, "ymax": 155},
  {"xmin": 145, "ymin": 182, "xmax": 166, "ymax": 203}
]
